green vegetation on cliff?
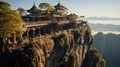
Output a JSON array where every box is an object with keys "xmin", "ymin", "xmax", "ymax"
[
  {"xmin": 0, "ymin": 1, "xmax": 24, "ymax": 38},
  {"xmin": 84, "ymin": 47, "xmax": 106, "ymax": 67},
  {"xmin": 0, "ymin": 1, "xmax": 106, "ymax": 67},
  {"xmin": 51, "ymin": 32, "xmax": 78, "ymax": 67},
  {"xmin": 0, "ymin": 1, "xmax": 24, "ymax": 53},
  {"xmin": 39, "ymin": 3, "xmax": 54, "ymax": 14}
]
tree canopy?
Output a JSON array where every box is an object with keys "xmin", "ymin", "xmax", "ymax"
[
  {"xmin": 0, "ymin": 1, "xmax": 11, "ymax": 10},
  {"xmin": 67, "ymin": 13, "xmax": 78, "ymax": 20},
  {"xmin": 90, "ymin": 47, "xmax": 106, "ymax": 67},
  {"xmin": 80, "ymin": 16, "xmax": 85, "ymax": 18},
  {"xmin": 39, "ymin": 3, "xmax": 54, "ymax": 14},
  {"xmin": 0, "ymin": 1, "xmax": 24, "ymax": 38},
  {"xmin": 17, "ymin": 7, "xmax": 26, "ymax": 16}
]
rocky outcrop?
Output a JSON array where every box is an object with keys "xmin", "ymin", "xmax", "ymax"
[
  {"xmin": 83, "ymin": 47, "xmax": 106, "ymax": 67},
  {"xmin": 0, "ymin": 25, "xmax": 106, "ymax": 67},
  {"xmin": 0, "ymin": 38, "xmax": 54, "ymax": 67}
]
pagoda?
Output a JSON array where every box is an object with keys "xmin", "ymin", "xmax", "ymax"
[
  {"xmin": 54, "ymin": 2, "xmax": 68, "ymax": 15},
  {"xmin": 27, "ymin": 3, "xmax": 41, "ymax": 15},
  {"xmin": 22, "ymin": 2, "xmax": 69, "ymax": 23}
]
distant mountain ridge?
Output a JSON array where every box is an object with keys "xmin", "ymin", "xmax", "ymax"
[
  {"xmin": 93, "ymin": 32, "xmax": 120, "ymax": 67},
  {"xmin": 86, "ymin": 17, "xmax": 120, "ymax": 20},
  {"xmin": 89, "ymin": 23, "xmax": 120, "ymax": 32}
]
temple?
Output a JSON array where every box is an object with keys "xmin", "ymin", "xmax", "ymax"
[
  {"xmin": 19, "ymin": 2, "xmax": 88, "ymax": 43},
  {"xmin": 22, "ymin": 2, "xmax": 68, "ymax": 23},
  {"xmin": 54, "ymin": 2, "xmax": 68, "ymax": 15}
]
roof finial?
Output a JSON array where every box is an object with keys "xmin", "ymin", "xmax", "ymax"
[{"xmin": 34, "ymin": 2, "xmax": 35, "ymax": 5}]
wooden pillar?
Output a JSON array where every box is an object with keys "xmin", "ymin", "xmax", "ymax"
[
  {"xmin": 29, "ymin": 28, "xmax": 35, "ymax": 42},
  {"xmin": 44, "ymin": 28, "xmax": 47, "ymax": 36},
  {"xmin": 13, "ymin": 32, "xmax": 17, "ymax": 44},
  {"xmin": 32, "ymin": 28, "xmax": 35, "ymax": 37},
  {"xmin": 18, "ymin": 34, "xmax": 23, "ymax": 44},
  {"xmin": 26, "ymin": 29, "xmax": 29, "ymax": 38},
  {"xmin": 38, "ymin": 27, "xmax": 41, "ymax": 35},
  {"xmin": 26, "ymin": 29, "xmax": 30, "ymax": 43}
]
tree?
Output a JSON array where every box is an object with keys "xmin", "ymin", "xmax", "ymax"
[
  {"xmin": 89, "ymin": 47, "xmax": 106, "ymax": 67},
  {"xmin": 80, "ymin": 16, "xmax": 85, "ymax": 21},
  {"xmin": 0, "ymin": 1, "xmax": 11, "ymax": 10},
  {"xmin": 67, "ymin": 13, "xmax": 78, "ymax": 21},
  {"xmin": 0, "ymin": 1, "xmax": 24, "ymax": 52},
  {"xmin": 0, "ymin": 10, "xmax": 24, "ymax": 38},
  {"xmin": 39, "ymin": 3, "xmax": 54, "ymax": 14},
  {"xmin": 17, "ymin": 7, "xmax": 26, "ymax": 16}
]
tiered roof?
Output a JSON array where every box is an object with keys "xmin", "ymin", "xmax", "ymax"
[
  {"xmin": 26, "ymin": 2, "xmax": 68, "ymax": 17},
  {"xmin": 27, "ymin": 4, "xmax": 40, "ymax": 13},
  {"xmin": 54, "ymin": 2, "xmax": 68, "ymax": 10}
]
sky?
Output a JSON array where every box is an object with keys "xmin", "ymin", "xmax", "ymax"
[{"xmin": 2, "ymin": 0, "xmax": 120, "ymax": 18}]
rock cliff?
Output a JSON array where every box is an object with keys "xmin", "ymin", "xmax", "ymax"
[{"xmin": 0, "ymin": 25, "xmax": 106, "ymax": 67}]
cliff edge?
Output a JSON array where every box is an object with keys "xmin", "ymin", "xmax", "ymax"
[{"xmin": 0, "ymin": 25, "xmax": 106, "ymax": 67}]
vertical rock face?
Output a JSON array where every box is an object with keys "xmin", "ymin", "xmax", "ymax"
[
  {"xmin": 36, "ymin": 26, "xmax": 94, "ymax": 67},
  {"xmin": 0, "ymin": 42, "xmax": 46, "ymax": 67},
  {"xmin": 0, "ymin": 38, "xmax": 54, "ymax": 67},
  {"xmin": 47, "ymin": 32, "xmax": 75, "ymax": 67},
  {"xmin": 0, "ymin": 25, "xmax": 106, "ymax": 67}
]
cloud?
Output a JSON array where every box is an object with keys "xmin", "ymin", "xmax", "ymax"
[{"xmin": 85, "ymin": 16, "xmax": 120, "ymax": 20}]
